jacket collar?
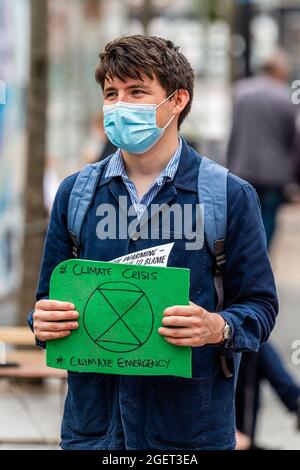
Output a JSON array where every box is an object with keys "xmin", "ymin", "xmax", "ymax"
[
  {"xmin": 98, "ymin": 137, "xmax": 201, "ymax": 194},
  {"xmin": 173, "ymin": 137, "xmax": 201, "ymax": 193}
]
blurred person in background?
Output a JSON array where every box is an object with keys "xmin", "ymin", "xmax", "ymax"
[
  {"xmin": 81, "ymin": 114, "xmax": 117, "ymax": 165},
  {"xmin": 293, "ymin": 119, "xmax": 300, "ymax": 194},
  {"xmin": 228, "ymin": 49, "xmax": 296, "ymax": 246},
  {"xmin": 227, "ymin": 49, "xmax": 300, "ymax": 449}
]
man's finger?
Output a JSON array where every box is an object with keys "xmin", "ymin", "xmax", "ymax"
[
  {"xmin": 36, "ymin": 330, "xmax": 71, "ymax": 341},
  {"xmin": 164, "ymin": 336, "xmax": 204, "ymax": 347},
  {"xmin": 37, "ymin": 321, "xmax": 79, "ymax": 332},
  {"xmin": 161, "ymin": 316, "xmax": 194, "ymax": 327},
  {"xmin": 158, "ymin": 327, "xmax": 194, "ymax": 338},
  {"xmin": 36, "ymin": 299, "xmax": 75, "ymax": 311},
  {"xmin": 163, "ymin": 305, "xmax": 202, "ymax": 317},
  {"xmin": 34, "ymin": 310, "xmax": 79, "ymax": 321}
]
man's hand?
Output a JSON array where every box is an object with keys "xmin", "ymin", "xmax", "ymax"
[
  {"xmin": 33, "ymin": 300, "xmax": 79, "ymax": 342},
  {"xmin": 158, "ymin": 301, "xmax": 225, "ymax": 347}
]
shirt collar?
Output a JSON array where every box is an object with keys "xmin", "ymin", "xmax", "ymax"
[{"xmin": 105, "ymin": 137, "xmax": 182, "ymax": 182}]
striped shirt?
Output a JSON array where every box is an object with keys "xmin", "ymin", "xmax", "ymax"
[{"xmin": 105, "ymin": 138, "xmax": 182, "ymax": 219}]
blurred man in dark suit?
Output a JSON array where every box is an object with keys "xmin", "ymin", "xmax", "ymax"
[{"xmin": 228, "ymin": 49, "xmax": 296, "ymax": 246}]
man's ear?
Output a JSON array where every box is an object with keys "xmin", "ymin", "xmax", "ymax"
[{"xmin": 173, "ymin": 89, "xmax": 190, "ymax": 114}]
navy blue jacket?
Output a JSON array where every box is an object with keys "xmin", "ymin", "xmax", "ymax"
[{"xmin": 28, "ymin": 139, "xmax": 278, "ymax": 450}]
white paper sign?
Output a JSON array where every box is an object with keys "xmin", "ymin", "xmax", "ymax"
[{"xmin": 111, "ymin": 243, "xmax": 174, "ymax": 267}]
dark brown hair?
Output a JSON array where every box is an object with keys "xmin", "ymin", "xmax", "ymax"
[{"xmin": 95, "ymin": 35, "xmax": 194, "ymax": 128}]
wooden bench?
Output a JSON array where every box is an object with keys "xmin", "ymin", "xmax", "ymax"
[
  {"xmin": 0, "ymin": 327, "xmax": 66, "ymax": 445},
  {"xmin": 0, "ymin": 326, "xmax": 37, "ymax": 346},
  {"xmin": 0, "ymin": 327, "xmax": 66, "ymax": 379}
]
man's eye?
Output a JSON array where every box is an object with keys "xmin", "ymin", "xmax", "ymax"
[
  {"xmin": 132, "ymin": 90, "xmax": 145, "ymax": 95},
  {"xmin": 105, "ymin": 92, "xmax": 117, "ymax": 98}
]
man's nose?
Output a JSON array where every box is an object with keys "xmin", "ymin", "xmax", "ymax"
[{"xmin": 117, "ymin": 91, "xmax": 127, "ymax": 102}]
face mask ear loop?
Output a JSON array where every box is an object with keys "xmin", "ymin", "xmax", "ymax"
[
  {"xmin": 162, "ymin": 113, "xmax": 176, "ymax": 130},
  {"xmin": 156, "ymin": 90, "xmax": 177, "ymax": 109}
]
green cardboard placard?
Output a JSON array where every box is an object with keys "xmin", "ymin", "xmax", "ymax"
[{"xmin": 46, "ymin": 259, "xmax": 191, "ymax": 378}]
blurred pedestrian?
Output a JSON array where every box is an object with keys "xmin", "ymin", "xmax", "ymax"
[
  {"xmin": 293, "ymin": 119, "xmax": 300, "ymax": 190},
  {"xmin": 236, "ymin": 342, "xmax": 300, "ymax": 448},
  {"xmin": 228, "ymin": 49, "xmax": 296, "ymax": 247},
  {"xmin": 81, "ymin": 114, "xmax": 116, "ymax": 165},
  {"xmin": 228, "ymin": 49, "xmax": 300, "ymax": 448}
]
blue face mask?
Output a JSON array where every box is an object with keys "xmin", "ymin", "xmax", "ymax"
[{"xmin": 103, "ymin": 91, "xmax": 176, "ymax": 154}]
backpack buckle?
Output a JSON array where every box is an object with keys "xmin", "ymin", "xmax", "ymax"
[{"xmin": 69, "ymin": 231, "xmax": 80, "ymax": 259}]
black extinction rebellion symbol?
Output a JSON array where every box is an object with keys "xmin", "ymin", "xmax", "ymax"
[{"xmin": 83, "ymin": 281, "xmax": 154, "ymax": 353}]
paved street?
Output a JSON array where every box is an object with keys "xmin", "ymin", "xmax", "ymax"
[
  {"xmin": 256, "ymin": 203, "xmax": 300, "ymax": 449},
  {"xmin": 0, "ymin": 203, "xmax": 300, "ymax": 450}
]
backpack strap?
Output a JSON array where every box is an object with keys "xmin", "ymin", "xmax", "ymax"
[
  {"xmin": 198, "ymin": 157, "xmax": 232, "ymax": 378},
  {"xmin": 197, "ymin": 156, "xmax": 228, "ymax": 311},
  {"xmin": 68, "ymin": 155, "xmax": 113, "ymax": 258}
]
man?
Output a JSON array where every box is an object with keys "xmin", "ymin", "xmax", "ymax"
[
  {"xmin": 28, "ymin": 35, "xmax": 278, "ymax": 450},
  {"xmin": 227, "ymin": 49, "xmax": 296, "ymax": 247}
]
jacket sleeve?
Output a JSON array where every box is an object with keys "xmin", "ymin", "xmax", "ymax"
[
  {"xmin": 219, "ymin": 180, "xmax": 278, "ymax": 352},
  {"xmin": 27, "ymin": 174, "xmax": 77, "ymax": 347}
]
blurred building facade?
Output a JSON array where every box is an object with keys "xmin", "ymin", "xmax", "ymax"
[{"xmin": 0, "ymin": 0, "xmax": 29, "ymax": 300}]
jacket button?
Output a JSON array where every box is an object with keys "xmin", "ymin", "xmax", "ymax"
[{"xmin": 131, "ymin": 232, "xmax": 140, "ymax": 241}]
